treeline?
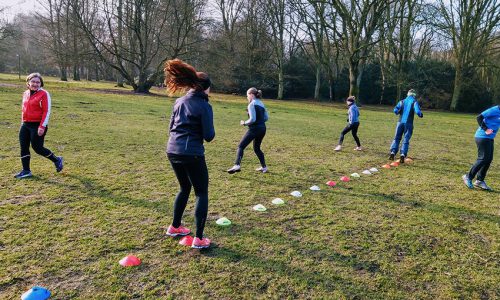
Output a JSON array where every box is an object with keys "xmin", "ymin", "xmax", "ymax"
[{"xmin": 0, "ymin": 0, "xmax": 499, "ymax": 111}]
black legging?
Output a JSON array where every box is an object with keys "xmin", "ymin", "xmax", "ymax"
[
  {"xmin": 338, "ymin": 122, "xmax": 361, "ymax": 147},
  {"xmin": 19, "ymin": 122, "xmax": 58, "ymax": 170},
  {"xmin": 168, "ymin": 153, "xmax": 209, "ymax": 239},
  {"xmin": 468, "ymin": 138, "xmax": 494, "ymax": 181},
  {"xmin": 235, "ymin": 127, "xmax": 266, "ymax": 167}
]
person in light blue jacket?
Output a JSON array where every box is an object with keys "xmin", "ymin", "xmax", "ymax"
[
  {"xmin": 462, "ymin": 105, "xmax": 500, "ymax": 191},
  {"xmin": 388, "ymin": 89, "xmax": 423, "ymax": 163},
  {"xmin": 334, "ymin": 96, "xmax": 362, "ymax": 151}
]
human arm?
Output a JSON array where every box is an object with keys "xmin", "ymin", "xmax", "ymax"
[
  {"xmin": 202, "ymin": 103, "xmax": 215, "ymax": 142},
  {"xmin": 414, "ymin": 101, "xmax": 423, "ymax": 118},
  {"xmin": 38, "ymin": 91, "xmax": 52, "ymax": 136},
  {"xmin": 242, "ymin": 102, "xmax": 256, "ymax": 126},
  {"xmin": 393, "ymin": 101, "xmax": 402, "ymax": 115}
]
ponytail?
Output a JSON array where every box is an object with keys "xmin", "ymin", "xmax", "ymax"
[{"xmin": 164, "ymin": 59, "xmax": 211, "ymax": 95}]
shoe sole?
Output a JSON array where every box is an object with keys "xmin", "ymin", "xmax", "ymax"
[
  {"xmin": 227, "ymin": 169, "xmax": 241, "ymax": 174},
  {"xmin": 166, "ymin": 232, "xmax": 190, "ymax": 237},
  {"xmin": 15, "ymin": 174, "xmax": 33, "ymax": 179},
  {"xmin": 191, "ymin": 244, "xmax": 209, "ymax": 249},
  {"xmin": 473, "ymin": 184, "xmax": 492, "ymax": 191}
]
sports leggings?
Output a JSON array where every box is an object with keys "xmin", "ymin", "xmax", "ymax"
[
  {"xmin": 468, "ymin": 138, "xmax": 494, "ymax": 181},
  {"xmin": 167, "ymin": 153, "xmax": 209, "ymax": 239},
  {"xmin": 235, "ymin": 127, "xmax": 266, "ymax": 167},
  {"xmin": 19, "ymin": 122, "xmax": 58, "ymax": 170},
  {"xmin": 338, "ymin": 122, "xmax": 361, "ymax": 147}
]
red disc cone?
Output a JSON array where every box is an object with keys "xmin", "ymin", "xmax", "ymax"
[
  {"xmin": 119, "ymin": 255, "xmax": 141, "ymax": 267},
  {"xmin": 390, "ymin": 161, "xmax": 399, "ymax": 167},
  {"xmin": 340, "ymin": 176, "xmax": 350, "ymax": 182},
  {"xmin": 326, "ymin": 180, "xmax": 337, "ymax": 187},
  {"xmin": 179, "ymin": 235, "xmax": 194, "ymax": 246},
  {"xmin": 382, "ymin": 164, "xmax": 391, "ymax": 169}
]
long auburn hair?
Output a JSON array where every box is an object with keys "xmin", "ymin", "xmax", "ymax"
[{"xmin": 164, "ymin": 59, "xmax": 210, "ymax": 95}]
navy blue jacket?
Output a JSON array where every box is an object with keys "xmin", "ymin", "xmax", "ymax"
[{"xmin": 167, "ymin": 90, "xmax": 215, "ymax": 156}]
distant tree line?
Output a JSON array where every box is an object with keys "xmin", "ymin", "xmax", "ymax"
[{"xmin": 1, "ymin": 0, "xmax": 499, "ymax": 111}]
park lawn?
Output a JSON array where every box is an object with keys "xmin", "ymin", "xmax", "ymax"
[{"xmin": 0, "ymin": 74, "xmax": 499, "ymax": 299}]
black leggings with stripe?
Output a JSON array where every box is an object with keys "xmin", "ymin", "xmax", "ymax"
[
  {"xmin": 19, "ymin": 122, "xmax": 58, "ymax": 170},
  {"xmin": 235, "ymin": 127, "xmax": 266, "ymax": 167}
]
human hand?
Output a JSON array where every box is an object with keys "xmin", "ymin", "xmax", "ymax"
[
  {"xmin": 38, "ymin": 127, "xmax": 45, "ymax": 136},
  {"xmin": 240, "ymin": 120, "xmax": 245, "ymax": 126},
  {"xmin": 485, "ymin": 129, "xmax": 493, "ymax": 135}
]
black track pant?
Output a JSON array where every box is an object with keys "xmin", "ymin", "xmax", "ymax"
[
  {"xmin": 19, "ymin": 122, "xmax": 58, "ymax": 171},
  {"xmin": 338, "ymin": 122, "xmax": 361, "ymax": 147},
  {"xmin": 168, "ymin": 153, "xmax": 209, "ymax": 239},
  {"xmin": 235, "ymin": 127, "xmax": 266, "ymax": 167},
  {"xmin": 468, "ymin": 138, "xmax": 494, "ymax": 181}
]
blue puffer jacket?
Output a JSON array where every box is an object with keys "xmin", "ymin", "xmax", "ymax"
[
  {"xmin": 167, "ymin": 90, "xmax": 215, "ymax": 156},
  {"xmin": 393, "ymin": 95, "xmax": 423, "ymax": 124}
]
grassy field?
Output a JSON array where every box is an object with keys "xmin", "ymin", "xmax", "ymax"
[{"xmin": 0, "ymin": 73, "xmax": 499, "ymax": 299}]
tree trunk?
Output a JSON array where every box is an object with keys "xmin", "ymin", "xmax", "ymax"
[
  {"xmin": 277, "ymin": 67, "xmax": 284, "ymax": 100},
  {"xmin": 450, "ymin": 68, "xmax": 463, "ymax": 111},
  {"xmin": 314, "ymin": 65, "xmax": 321, "ymax": 100},
  {"xmin": 60, "ymin": 66, "xmax": 68, "ymax": 81},
  {"xmin": 348, "ymin": 63, "xmax": 359, "ymax": 99},
  {"xmin": 73, "ymin": 65, "xmax": 80, "ymax": 81},
  {"xmin": 379, "ymin": 66, "xmax": 386, "ymax": 105}
]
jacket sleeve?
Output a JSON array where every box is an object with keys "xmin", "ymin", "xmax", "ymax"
[
  {"xmin": 39, "ymin": 91, "xmax": 52, "ymax": 129},
  {"xmin": 414, "ymin": 101, "xmax": 423, "ymax": 118},
  {"xmin": 476, "ymin": 114, "xmax": 488, "ymax": 130},
  {"xmin": 348, "ymin": 107, "xmax": 353, "ymax": 124},
  {"xmin": 264, "ymin": 108, "xmax": 269, "ymax": 122},
  {"xmin": 202, "ymin": 103, "xmax": 215, "ymax": 142},
  {"xmin": 393, "ymin": 101, "xmax": 402, "ymax": 115},
  {"xmin": 244, "ymin": 102, "xmax": 256, "ymax": 125}
]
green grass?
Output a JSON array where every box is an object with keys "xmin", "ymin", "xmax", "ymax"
[{"xmin": 0, "ymin": 74, "xmax": 499, "ymax": 299}]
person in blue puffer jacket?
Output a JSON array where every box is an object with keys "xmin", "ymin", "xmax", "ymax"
[
  {"xmin": 334, "ymin": 96, "xmax": 362, "ymax": 151},
  {"xmin": 388, "ymin": 89, "xmax": 423, "ymax": 163},
  {"xmin": 462, "ymin": 105, "xmax": 500, "ymax": 191}
]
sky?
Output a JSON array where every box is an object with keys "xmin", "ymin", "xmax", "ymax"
[{"xmin": 1, "ymin": 0, "xmax": 38, "ymax": 20}]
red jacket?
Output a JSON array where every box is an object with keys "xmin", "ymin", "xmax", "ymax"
[{"xmin": 22, "ymin": 88, "xmax": 52, "ymax": 130}]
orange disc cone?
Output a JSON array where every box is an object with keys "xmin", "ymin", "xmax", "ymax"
[
  {"xmin": 179, "ymin": 235, "xmax": 194, "ymax": 246},
  {"xmin": 382, "ymin": 164, "xmax": 391, "ymax": 169},
  {"xmin": 119, "ymin": 255, "xmax": 141, "ymax": 267},
  {"xmin": 390, "ymin": 161, "xmax": 399, "ymax": 167},
  {"xmin": 326, "ymin": 180, "xmax": 337, "ymax": 187},
  {"xmin": 340, "ymin": 176, "xmax": 350, "ymax": 182},
  {"xmin": 405, "ymin": 157, "xmax": 413, "ymax": 163}
]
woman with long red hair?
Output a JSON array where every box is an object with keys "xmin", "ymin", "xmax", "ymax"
[{"xmin": 164, "ymin": 59, "xmax": 215, "ymax": 249}]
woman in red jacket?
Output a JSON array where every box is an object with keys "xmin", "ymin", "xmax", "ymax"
[{"xmin": 14, "ymin": 73, "xmax": 63, "ymax": 179}]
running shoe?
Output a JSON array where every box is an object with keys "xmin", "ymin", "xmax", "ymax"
[
  {"xmin": 55, "ymin": 156, "xmax": 64, "ymax": 172},
  {"xmin": 192, "ymin": 237, "xmax": 211, "ymax": 249},
  {"xmin": 462, "ymin": 174, "xmax": 473, "ymax": 189},
  {"xmin": 399, "ymin": 155, "xmax": 405, "ymax": 163},
  {"xmin": 166, "ymin": 225, "xmax": 191, "ymax": 237},
  {"xmin": 389, "ymin": 153, "xmax": 395, "ymax": 160},
  {"xmin": 334, "ymin": 145, "xmax": 342, "ymax": 151},
  {"xmin": 473, "ymin": 180, "xmax": 492, "ymax": 191},
  {"xmin": 14, "ymin": 170, "xmax": 32, "ymax": 179},
  {"xmin": 256, "ymin": 166, "xmax": 268, "ymax": 173},
  {"xmin": 354, "ymin": 146, "xmax": 363, "ymax": 151},
  {"xmin": 227, "ymin": 165, "xmax": 241, "ymax": 174}
]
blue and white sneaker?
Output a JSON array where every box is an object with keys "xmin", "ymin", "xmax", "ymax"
[
  {"xmin": 55, "ymin": 156, "xmax": 64, "ymax": 172},
  {"xmin": 473, "ymin": 180, "xmax": 492, "ymax": 191},
  {"xmin": 462, "ymin": 174, "xmax": 473, "ymax": 189},
  {"xmin": 14, "ymin": 170, "xmax": 33, "ymax": 179}
]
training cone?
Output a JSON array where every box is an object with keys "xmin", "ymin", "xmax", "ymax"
[
  {"xmin": 369, "ymin": 168, "xmax": 379, "ymax": 173},
  {"xmin": 253, "ymin": 204, "xmax": 267, "ymax": 211},
  {"xmin": 405, "ymin": 157, "xmax": 413, "ymax": 163},
  {"xmin": 290, "ymin": 191, "xmax": 302, "ymax": 197},
  {"xmin": 362, "ymin": 170, "xmax": 372, "ymax": 175},
  {"xmin": 310, "ymin": 185, "xmax": 321, "ymax": 191},
  {"xmin": 326, "ymin": 180, "xmax": 337, "ymax": 187},
  {"xmin": 216, "ymin": 217, "xmax": 231, "ymax": 226},
  {"xmin": 382, "ymin": 164, "xmax": 391, "ymax": 169},
  {"xmin": 350, "ymin": 173, "xmax": 360, "ymax": 178},
  {"xmin": 390, "ymin": 161, "xmax": 400, "ymax": 167},
  {"xmin": 21, "ymin": 286, "xmax": 51, "ymax": 300},
  {"xmin": 272, "ymin": 198, "xmax": 285, "ymax": 205},
  {"xmin": 340, "ymin": 176, "xmax": 350, "ymax": 182},
  {"xmin": 119, "ymin": 255, "xmax": 141, "ymax": 267},
  {"xmin": 179, "ymin": 235, "xmax": 194, "ymax": 246}
]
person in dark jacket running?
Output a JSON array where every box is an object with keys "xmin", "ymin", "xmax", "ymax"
[
  {"xmin": 388, "ymin": 89, "xmax": 423, "ymax": 163},
  {"xmin": 462, "ymin": 105, "xmax": 500, "ymax": 191},
  {"xmin": 227, "ymin": 88, "xmax": 269, "ymax": 174},
  {"xmin": 164, "ymin": 59, "xmax": 215, "ymax": 249},
  {"xmin": 14, "ymin": 73, "xmax": 63, "ymax": 179},
  {"xmin": 334, "ymin": 96, "xmax": 362, "ymax": 151}
]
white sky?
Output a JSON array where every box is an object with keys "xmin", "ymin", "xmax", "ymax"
[{"xmin": 1, "ymin": 0, "xmax": 39, "ymax": 20}]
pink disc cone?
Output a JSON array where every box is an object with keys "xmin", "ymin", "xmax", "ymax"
[
  {"xmin": 119, "ymin": 255, "xmax": 141, "ymax": 267},
  {"xmin": 326, "ymin": 180, "xmax": 337, "ymax": 187},
  {"xmin": 405, "ymin": 157, "xmax": 413, "ymax": 163},
  {"xmin": 179, "ymin": 235, "xmax": 194, "ymax": 246},
  {"xmin": 340, "ymin": 176, "xmax": 350, "ymax": 182},
  {"xmin": 382, "ymin": 164, "xmax": 391, "ymax": 169},
  {"xmin": 390, "ymin": 161, "xmax": 399, "ymax": 167}
]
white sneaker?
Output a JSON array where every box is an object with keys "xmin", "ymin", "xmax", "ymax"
[
  {"xmin": 334, "ymin": 145, "xmax": 342, "ymax": 151},
  {"xmin": 256, "ymin": 166, "xmax": 268, "ymax": 173},
  {"xmin": 473, "ymin": 180, "xmax": 492, "ymax": 191},
  {"xmin": 227, "ymin": 165, "xmax": 241, "ymax": 174},
  {"xmin": 354, "ymin": 146, "xmax": 363, "ymax": 151}
]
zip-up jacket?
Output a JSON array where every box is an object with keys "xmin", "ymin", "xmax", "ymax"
[
  {"xmin": 393, "ymin": 95, "xmax": 423, "ymax": 124},
  {"xmin": 243, "ymin": 99, "xmax": 268, "ymax": 129},
  {"xmin": 167, "ymin": 90, "xmax": 215, "ymax": 156},
  {"xmin": 347, "ymin": 103, "xmax": 360, "ymax": 124},
  {"xmin": 22, "ymin": 88, "xmax": 51, "ymax": 130},
  {"xmin": 475, "ymin": 105, "xmax": 500, "ymax": 139}
]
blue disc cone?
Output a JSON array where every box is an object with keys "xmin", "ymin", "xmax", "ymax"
[{"xmin": 21, "ymin": 286, "xmax": 51, "ymax": 300}]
